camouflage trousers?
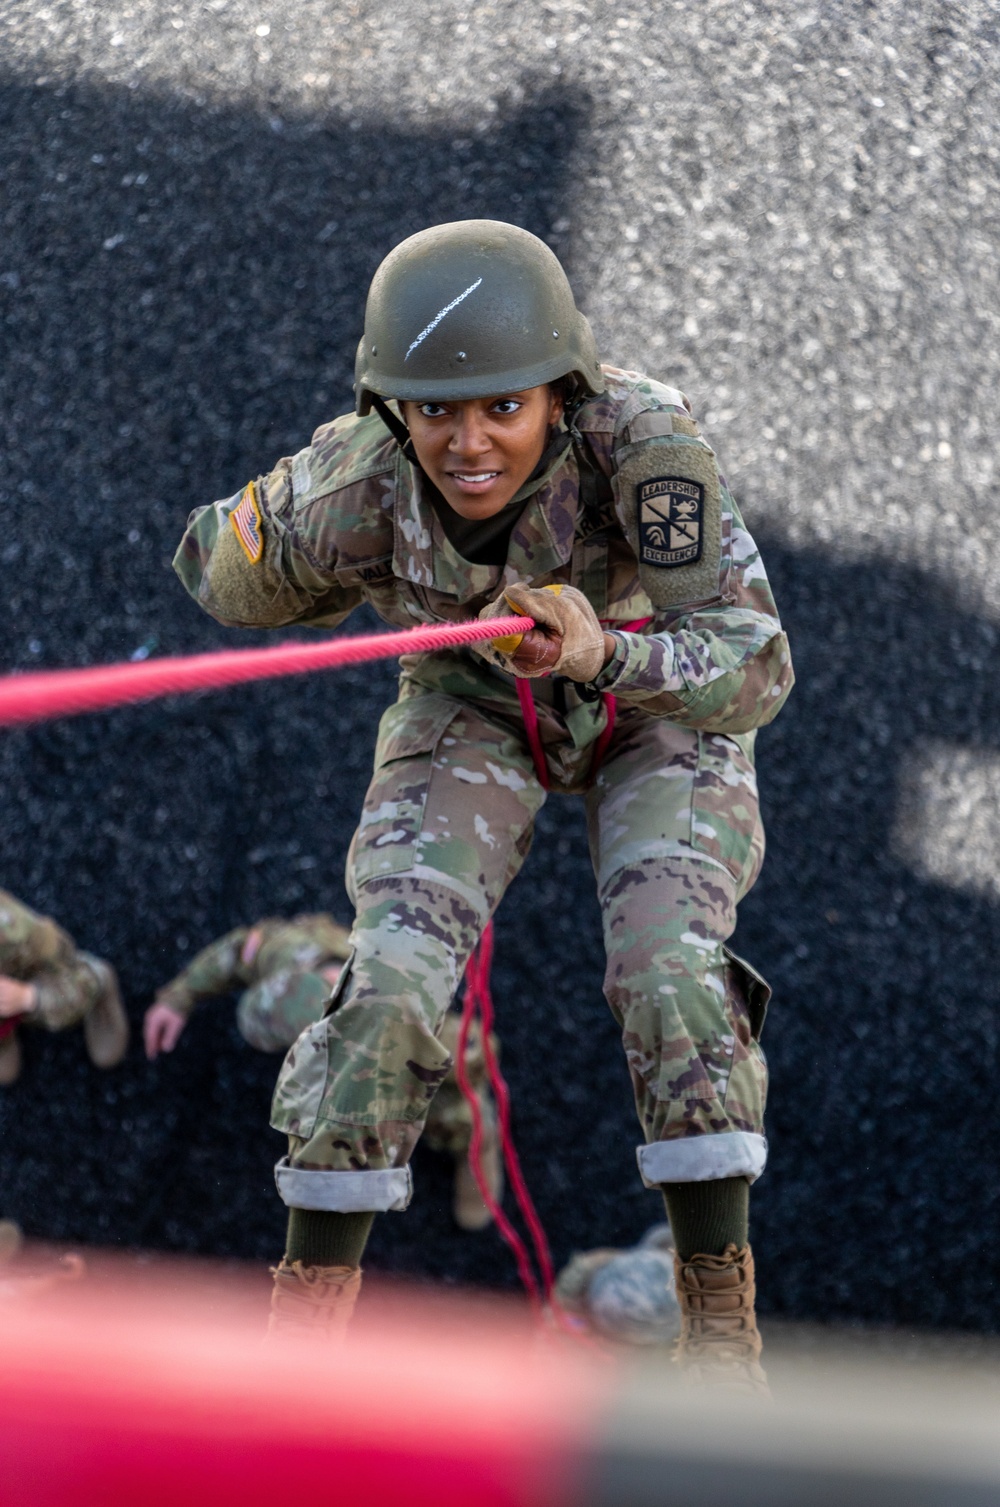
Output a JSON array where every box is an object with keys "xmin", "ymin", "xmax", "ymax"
[
  {"xmin": 239, "ymin": 969, "xmax": 494, "ymax": 1159},
  {"xmin": 271, "ymin": 691, "xmax": 770, "ymax": 1214}
]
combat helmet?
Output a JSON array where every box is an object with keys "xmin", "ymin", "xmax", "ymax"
[{"xmin": 355, "ymin": 220, "xmax": 604, "ymax": 415}]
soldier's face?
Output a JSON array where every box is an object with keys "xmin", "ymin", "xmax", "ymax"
[{"xmin": 401, "ymin": 385, "xmax": 563, "ymax": 519}]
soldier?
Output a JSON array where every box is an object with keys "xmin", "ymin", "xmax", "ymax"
[
  {"xmin": 0, "ymin": 888, "xmax": 129, "ymax": 1085},
  {"xmin": 555, "ymin": 1224, "xmax": 680, "ymax": 1348},
  {"xmin": 142, "ymin": 915, "xmax": 502, "ymax": 1231},
  {"xmin": 174, "ymin": 220, "xmax": 793, "ymax": 1386}
]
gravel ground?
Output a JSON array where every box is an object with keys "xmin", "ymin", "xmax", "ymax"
[{"xmin": 1, "ymin": 0, "xmax": 999, "ymax": 1329}]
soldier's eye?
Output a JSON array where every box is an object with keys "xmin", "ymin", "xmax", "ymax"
[
  {"xmin": 418, "ymin": 403, "xmax": 448, "ymax": 417},
  {"xmin": 492, "ymin": 399, "xmax": 521, "ymax": 415}
]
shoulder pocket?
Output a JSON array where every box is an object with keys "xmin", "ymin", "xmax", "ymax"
[{"xmin": 612, "ymin": 436, "xmax": 724, "ymax": 611}]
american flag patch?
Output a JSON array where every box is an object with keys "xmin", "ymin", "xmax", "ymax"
[{"xmin": 229, "ymin": 481, "xmax": 263, "ymax": 563}]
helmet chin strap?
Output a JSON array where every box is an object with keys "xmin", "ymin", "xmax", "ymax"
[{"xmin": 369, "ymin": 394, "xmax": 419, "ymax": 463}]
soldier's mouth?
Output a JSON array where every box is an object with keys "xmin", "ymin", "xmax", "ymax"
[{"xmin": 446, "ymin": 471, "xmax": 501, "ymax": 493}]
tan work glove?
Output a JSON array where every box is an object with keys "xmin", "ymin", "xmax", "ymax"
[{"xmin": 477, "ymin": 582, "xmax": 607, "ymax": 682}]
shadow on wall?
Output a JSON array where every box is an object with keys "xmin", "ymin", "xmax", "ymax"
[
  {"xmin": 741, "ymin": 538, "xmax": 1000, "ymax": 1331},
  {"xmin": 1, "ymin": 71, "xmax": 999, "ymax": 1331}
]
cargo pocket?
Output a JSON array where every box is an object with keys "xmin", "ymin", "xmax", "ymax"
[
  {"xmin": 350, "ymin": 693, "xmax": 461, "ymax": 889},
  {"xmin": 721, "ymin": 946, "xmax": 770, "ymax": 1134},
  {"xmin": 723, "ymin": 945, "xmax": 771, "ymax": 1041},
  {"xmin": 322, "ymin": 945, "xmax": 355, "ymax": 1018},
  {"xmin": 690, "ymin": 731, "xmax": 761, "ymax": 882},
  {"xmin": 269, "ymin": 947, "xmax": 356, "ymax": 1138},
  {"xmin": 269, "ymin": 1014, "xmax": 332, "ymax": 1139}
]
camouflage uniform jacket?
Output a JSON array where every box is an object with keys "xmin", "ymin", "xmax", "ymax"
[
  {"xmin": 175, "ymin": 367, "xmax": 793, "ymax": 788},
  {"xmin": 0, "ymin": 890, "xmax": 76, "ymax": 983},
  {"xmin": 0, "ymin": 888, "xmax": 98, "ymax": 1028},
  {"xmin": 156, "ymin": 915, "xmax": 352, "ymax": 1019}
]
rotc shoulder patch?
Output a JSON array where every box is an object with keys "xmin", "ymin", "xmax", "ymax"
[
  {"xmin": 637, "ymin": 478, "xmax": 704, "ymax": 568},
  {"xmin": 613, "ymin": 437, "xmax": 724, "ymax": 610},
  {"xmin": 230, "ymin": 480, "xmax": 263, "ymax": 564}
]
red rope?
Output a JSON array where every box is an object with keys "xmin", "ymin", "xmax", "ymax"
[
  {"xmin": 513, "ymin": 618, "xmax": 652, "ymax": 792},
  {"xmin": 514, "ymin": 680, "xmax": 551, "ymax": 790},
  {"xmin": 0, "ymin": 616, "xmax": 535, "ymax": 727},
  {"xmin": 588, "ymin": 618, "xmax": 653, "ymax": 778},
  {"xmin": 455, "ymin": 924, "xmax": 544, "ymax": 1314},
  {"xmin": 456, "ymin": 923, "xmax": 578, "ymax": 1327},
  {"xmin": 474, "ymin": 936, "xmax": 558, "ymax": 1300},
  {"xmin": 457, "ymin": 621, "xmax": 656, "ymax": 1314}
]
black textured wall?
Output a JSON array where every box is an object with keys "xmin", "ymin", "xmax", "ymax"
[{"xmin": 2, "ymin": 22, "xmax": 999, "ymax": 1332}]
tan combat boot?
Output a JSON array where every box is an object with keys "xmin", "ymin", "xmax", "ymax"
[
  {"xmin": 0, "ymin": 1027, "xmax": 22, "ymax": 1086},
  {"xmin": 453, "ymin": 1124, "xmax": 504, "ymax": 1232},
  {"xmin": 80, "ymin": 956, "xmax": 129, "ymax": 1069},
  {"xmin": 267, "ymin": 1258, "xmax": 362, "ymax": 1343},
  {"xmin": 673, "ymin": 1243, "xmax": 770, "ymax": 1396}
]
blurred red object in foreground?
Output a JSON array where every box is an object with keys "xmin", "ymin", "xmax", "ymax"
[
  {"xmin": 9, "ymin": 1249, "xmax": 1000, "ymax": 1507},
  {"xmin": 0, "ymin": 1256, "xmax": 611, "ymax": 1507}
]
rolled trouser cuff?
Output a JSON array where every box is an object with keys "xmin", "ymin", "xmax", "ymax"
[
  {"xmin": 274, "ymin": 1157, "xmax": 413, "ymax": 1212},
  {"xmin": 636, "ymin": 1131, "xmax": 767, "ymax": 1187}
]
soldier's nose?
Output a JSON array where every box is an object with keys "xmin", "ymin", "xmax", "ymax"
[{"xmin": 449, "ymin": 412, "xmax": 491, "ymax": 458}]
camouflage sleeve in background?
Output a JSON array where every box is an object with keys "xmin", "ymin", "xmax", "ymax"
[
  {"xmin": 597, "ymin": 494, "xmax": 794, "ymax": 735},
  {"xmin": 155, "ymin": 927, "xmax": 251, "ymax": 1018},
  {"xmin": 0, "ymin": 888, "xmax": 77, "ymax": 978},
  {"xmin": 0, "ymin": 888, "xmax": 100, "ymax": 1031},
  {"xmin": 31, "ymin": 957, "xmax": 103, "ymax": 1032}
]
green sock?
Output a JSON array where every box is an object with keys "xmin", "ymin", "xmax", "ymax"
[
  {"xmin": 285, "ymin": 1209, "xmax": 375, "ymax": 1269},
  {"xmin": 661, "ymin": 1176, "xmax": 749, "ymax": 1261}
]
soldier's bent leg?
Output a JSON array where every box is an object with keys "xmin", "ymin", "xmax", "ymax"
[
  {"xmin": 600, "ymin": 856, "xmax": 767, "ymax": 1170},
  {"xmin": 266, "ymin": 877, "xmax": 480, "ymax": 1333},
  {"xmin": 28, "ymin": 960, "xmax": 102, "ymax": 1032},
  {"xmin": 599, "ymin": 855, "xmax": 770, "ymax": 1392},
  {"xmin": 268, "ymin": 691, "xmax": 542, "ymax": 1308},
  {"xmin": 275, "ymin": 876, "xmax": 485, "ymax": 1183},
  {"xmin": 78, "ymin": 954, "xmax": 129, "ymax": 1068}
]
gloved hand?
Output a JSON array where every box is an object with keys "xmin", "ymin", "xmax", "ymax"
[{"xmin": 477, "ymin": 582, "xmax": 608, "ymax": 682}]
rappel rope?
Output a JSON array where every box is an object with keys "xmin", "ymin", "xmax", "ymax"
[
  {"xmin": 0, "ymin": 612, "xmax": 566, "ymax": 1315},
  {"xmin": 0, "ymin": 615, "xmax": 534, "ymax": 726},
  {"xmin": 456, "ymin": 922, "xmax": 560, "ymax": 1318},
  {"xmin": 0, "ymin": 611, "xmax": 648, "ymax": 1321}
]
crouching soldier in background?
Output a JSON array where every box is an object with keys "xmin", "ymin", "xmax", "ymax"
[
  {"xmin": 143, "ymin": 913, "xmax": 502, "ymax": 1231},
  {"xmin": 0, "ymin": 888, "xmax": 129, "ymax": 1085}
]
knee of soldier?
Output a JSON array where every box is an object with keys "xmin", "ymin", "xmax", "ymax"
[
  {"xmin": 333, "ymin": 928, "xmax": 461, "ymax": 1045},
  {"xmin": 349, "ymin": 877, "xmax": 480, "ymax": 1006},
  {"xmin": 600, "ymin": 856, "xmax": 737, "ymax": 956},
  {"xmin": 600, "ymin": 857, "xmax": 735, "ymax": 1016},
  {"xmin": 603, "ymin": 943, "xmax": 729, "ymax": 1034}
]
